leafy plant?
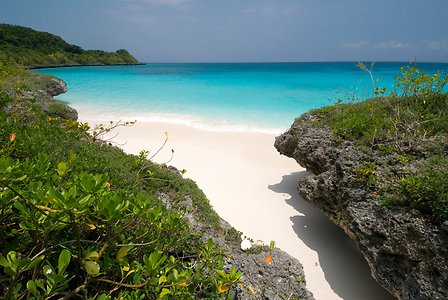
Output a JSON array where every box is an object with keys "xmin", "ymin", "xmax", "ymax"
[
  {"xmin": 394, "ymin": 65, "xmax": 448, "ymax": 102},
  {"xmin": 0, "ymin": 141, "xmax": 229, "ymax": 298},
  {"xmin": 0, "ymin": 62, "xmax": 235, "ymax": 299},
  {"xmin": 354, "ymin": 162, "xmax": 377, "ymax": 186},
  {"xmin": 214, "ymin": 266, "xmax": 243, "ymax": 299},
  {"xmin": 311, "ymin": 64, "xmax": 448, "ymax": 221}
]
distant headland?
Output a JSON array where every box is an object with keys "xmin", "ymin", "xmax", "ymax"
[{"xmin": 0, "ymin": 23, "xmax": 141, "ymax": 68}]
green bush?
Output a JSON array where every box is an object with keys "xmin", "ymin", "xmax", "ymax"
[
  {"xmin": 0, "ymin": 63, "xmax": 236, "ymax": 299},
  {"xmin": 311, "ymin": 65, "xmax": 448, "ymax": 221},
  {"xmin": 316, "ymin": 66, "xmax": 448, "ymax": 146},
  {"xmin": 0, "ymin": 152, "xmax": 225, "ymax": 298},
  {"xmin": 400, "ymin": 157, "xmax": 448, "ymax": 218}
]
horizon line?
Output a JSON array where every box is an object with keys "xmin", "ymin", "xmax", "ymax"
[{"xmin": 141, "ymin": 60, "xmax": 448, "ymax": 64}]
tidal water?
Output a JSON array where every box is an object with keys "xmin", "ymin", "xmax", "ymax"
[{"xmin": 38, "ymin": 62, "xmax": 448, "ymax": 133}]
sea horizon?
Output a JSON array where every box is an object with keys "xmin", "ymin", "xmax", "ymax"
[{"xmin": 38, "ymin": 62, "xmax": 448, "ymax": 134}]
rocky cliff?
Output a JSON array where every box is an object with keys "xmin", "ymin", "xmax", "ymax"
[
  {"xmin": 275, "ymin": 114, "xmax": 448, "ymax": 300},
  {"xmin": 5, "ymin": 74, "xmax": 78, "ymax": 121}
]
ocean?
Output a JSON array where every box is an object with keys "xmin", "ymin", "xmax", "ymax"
[{"xmin": 37, "ymin": 62, "xmax": 448, "ymax": 134}]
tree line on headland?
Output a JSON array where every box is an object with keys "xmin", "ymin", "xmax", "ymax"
[{"xmin": 0, "ymin": 24, "xmax": 140, "ymax": 67}]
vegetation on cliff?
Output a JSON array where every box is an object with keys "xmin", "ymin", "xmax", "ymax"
[
  {"xmin": 275, "ymin": 65, "xmax": 448, "ymax": 300},
  {"xmin": 0, "ymin": 24, "xmax": 140, "ymax": 67},
  {"xmin": 311, "ymin": 65, "xmax": 448, "ymax": 221},
  {"xmin": 0, "ymin": 60, "xmax": 251, "ymax": 299},
  {"xmin": 0, "ymin": 56, "xmax": 312, "ymax": 300}
]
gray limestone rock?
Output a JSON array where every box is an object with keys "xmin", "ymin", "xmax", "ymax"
[
  {"xmin": 158, "ymin": 189, "xmax": 315, "ymax": 300},
  {"xmin": 275, "ymin": 114, "xmax": 448, "ymax": 300},
  {"xmin": 5, "ymin": 75, "xmax": 78, "ymax": 121}
]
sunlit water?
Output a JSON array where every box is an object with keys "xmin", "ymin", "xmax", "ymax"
[{"xmin": 38, "ymin": 62, "xmax": 447, "ymax": 133}]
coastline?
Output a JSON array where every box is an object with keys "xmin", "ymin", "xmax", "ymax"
[
  {"xmin": 74, "ymin": 110, "xmax": 285, "ymax": 135},
  {"xmin": 82, "ymin": 118, "xmax": 393, "ymax": 300},
  {"xmin": 31, "ymin": 62, "xmax": 145, "ymax": 70}
]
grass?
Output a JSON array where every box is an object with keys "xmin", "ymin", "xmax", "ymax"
[{"xmin": 308, "ymin": 66, "xmax": 448, "ymax": 221}]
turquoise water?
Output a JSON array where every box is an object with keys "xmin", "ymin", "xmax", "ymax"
[{"xmin": 38, "ymin": 62, "xmax": 448, "ymax": 133}]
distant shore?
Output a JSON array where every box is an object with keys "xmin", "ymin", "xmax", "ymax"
[{"xmin": 31, "ymin": 62, "xmax": 145, "ymax": 69}]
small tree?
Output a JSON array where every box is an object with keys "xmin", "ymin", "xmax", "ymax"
[
  {"xmin": 394, "ymin": 65, "xmax": 448, "ymax": 104},
  {"xmin": 357, "ymin": 61, "xmax": 376, "ymax": 96}
]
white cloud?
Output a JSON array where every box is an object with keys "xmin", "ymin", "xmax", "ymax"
[
  {"xmin": 146, "ymin": 0, "xmax": 191, "ymax": 6},
  {"xmin": 342, "ymin": 41, "xmax": 369, "ymax": 49},
  {"xmin": 244, "ymin": 3, "xmax": 302, "ymax": 17},
  {"xmin": 374, "ymin": 41, "xmax": 411, "ymax": 50},
  {"xmin": 424, "ymin": 39, "xmax": 448, "ymax": 52},
  {"xmin": 123, "ymin": 0, "xmax": 192, "ymax": 7},
  {"xmin": 114, "ymin": 0, "xmax": 192, "ymax": 26}
]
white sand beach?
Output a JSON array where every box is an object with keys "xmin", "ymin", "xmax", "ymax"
[{"xmin": 83, "ymin": 119, "xmax": 393, "ymax": 300}]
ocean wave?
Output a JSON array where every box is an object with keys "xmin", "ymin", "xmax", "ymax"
[{"xmin": 74, "ymin": 106, "xmax": 285, "ymax": 135}]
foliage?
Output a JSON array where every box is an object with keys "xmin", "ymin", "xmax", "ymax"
[
  {"xmin": 399, "ymin": 157, "xmax": 448, "ymax": 218},
  {"xmin": 311, "ymin": 64, "xmax": 448, "ymax": 221},
  {"xmin": 378, "ymin": 155, "xmax": 448, "ymax": 218},
  {"xmin": 0, "ymin": 63, "xmax": 239, "ymax": 298},
  {"xmin": 394, "ymin": 65, "xmax": 448, "ymax": 102},
  {"xmin": 0, "ymin": 24, "xmax": 139, "ymax": 67},
  {"xmin": 0, "ymin": 152, "xmax": 224, "ymax": 298},
  {"xmin": 357, "ymin": 61, "xmax": 376, "ymax": 96},
  {"xmin": 354, "ymin": 162, "xmax": 377, "ymax": 186}
]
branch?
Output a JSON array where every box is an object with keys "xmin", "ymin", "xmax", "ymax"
[
  {"xmin": 0, "ymin": 180, "xmax": 71, "ymax": 225},
  {"xmin": 97, "ymin": 277, "xmax": 191, "ymax": 289},
  {"xmin": 31, "ymin": 239, "xmax": 102, "ymax": 261},
  {"xmin": 149, "ymin": 132, "xmax": 168, "ymax": 160},
  {"xmin": 116, "ymin": 239, "xmax": 158, "ymax": 247}
]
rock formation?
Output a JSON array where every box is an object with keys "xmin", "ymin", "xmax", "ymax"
[
  {"xmin": 275, "ymin": 114, "xmax": 448, "ymax": 300},
  {"xmin": 159, "ymin": 173, "xmax": 314, "ymax": 300},
  {"xmin": 5, "ymin": 75, "xmax": 78, "ymax": 121}
]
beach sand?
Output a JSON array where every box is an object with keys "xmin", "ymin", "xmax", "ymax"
[{"xmin": 83, "ymin": 119, "xmax": 393, "ymax": 300}]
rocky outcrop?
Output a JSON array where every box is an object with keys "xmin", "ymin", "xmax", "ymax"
[
  {"xmin": 159, "ymin": 183, "xmax": 314, "ymax": 300},
  {"xmin": 5, "ymin": 75, "xmax": 77, "ymax": 121},
  {"xmin": 275, "ymin": 114, "xmax": 448, "ymax": 300},
  {"xmin": 26, "ymin": 76, "xmax": 68, "ymax": 98}
]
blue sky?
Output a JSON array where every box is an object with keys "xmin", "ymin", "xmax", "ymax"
[{"xmin": 1, "ymin": 0, "xmax": 447, "ymax": 62}]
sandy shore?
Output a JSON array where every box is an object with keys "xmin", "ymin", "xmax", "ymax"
[{"xmin": 83, "ymin": 119, "xmax": 392, "ymax": 300}]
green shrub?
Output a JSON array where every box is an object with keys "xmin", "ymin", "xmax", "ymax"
[
  {"xmin": 0, "ymin": 62, "xmax": 234, "ymax": 298},
  {"xmin": 400, "ymin": 157, "xmax": 448, "ymax": 219},
  {"xmin": 354, "ymin": 161, "xmax": 378, "ymax": 186},
  {"xmin": 0, "ymin": 90, "xmax": 12, "ymax": 108},
  {"xmin": 394, "ymin": 65, "xmax": 448, "ymax": 101},
  {"xmin": 312, "ymin": 65, "xmax": 448, "ymax": 221},
  {"xmin": 316, "ymin": 65, "xmax": 448, "ymax": 146},
  {"xmin": 0, "ymin": 152, "xmax": 226, "ymax": 298}
]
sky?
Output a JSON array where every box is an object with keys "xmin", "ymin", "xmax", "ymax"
[{"xmin": 1, "ymin": 0, "xmax": 448, "ymax": 63}]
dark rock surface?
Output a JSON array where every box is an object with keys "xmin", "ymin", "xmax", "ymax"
[
  {"xmin": 275, "ymin": 114, "xmax": 448, "ymax": 300},
  {"xmin": 34, "ymin": 76, "xmax": 68, "ymax": 98},
  {"xmin": 159, "ymin": 188, "xmax": 314, "ymax": 300},
  {"xmin": 5, "ymin": 75, "xmax": 78, "ymax": 121}
]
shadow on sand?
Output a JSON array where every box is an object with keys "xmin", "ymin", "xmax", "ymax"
[{"xmin": 269, "ymin": 172, "xmax": 394, "ymax": 300}]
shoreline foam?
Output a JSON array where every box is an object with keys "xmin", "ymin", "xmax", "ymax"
[{"xmin": 74, "ymin": 106, "xmax": 287, "ymax": 135}]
